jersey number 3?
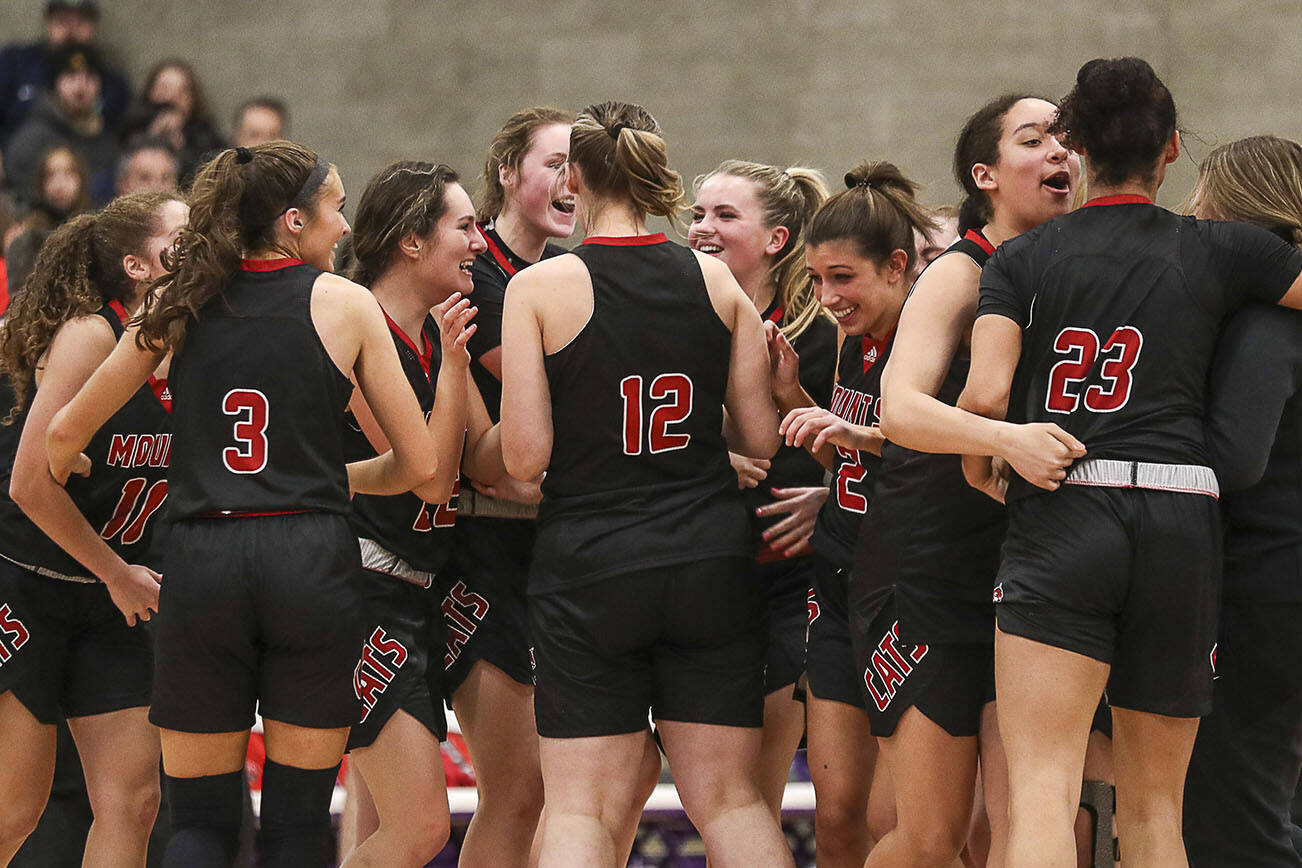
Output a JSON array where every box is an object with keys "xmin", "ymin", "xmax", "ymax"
[
  {"xmin": 222, "ymin": 389, "xmax": 269, "ymax": 474},
  {"xmin": 620, "ymin": 374, "xmax": 693, "ymax": 455},
  {"xmin": 1046, "ymin": 326, "xmax": 1143, "ymax": 414}
]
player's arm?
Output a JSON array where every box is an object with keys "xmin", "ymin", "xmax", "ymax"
[
  {"xmin": 960, "ymin": 312, "xmax": 1085, "ymax": 493},
  {"xmin": 698, "ymin": 251, "xmax": 780, "ymax": 460},
  {"xmin": 321, "ymin": 277, "xmax": 438, "ymax": 496},
  {"xmin": 19, "ymin": 318, "xmax": 160, "ymax": 624},
  {"xmin": 878, "ymin": 254, "xmax": 1010, "ymax": 455},
  {"xmin": 47, "ymin": 320, "xmax": 164, "ymax": 484},
  {"xmin": 1205, "ymin": 304, "xmax": 1302, "ymax": 491},
  {"xmin": 499, "ymin": 268, "xmax": 554, "ymax": 481}
]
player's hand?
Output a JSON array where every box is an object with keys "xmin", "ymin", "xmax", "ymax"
[
  {"xmin": 730, "ymin": 452, "xmax": 770, "ymax": 489},
  {"xmin": 997, "ymin": 422, "xmax": 1086, "ymax": 491},
  {"xmin": 765, "ymin": 321, "xmax": 803, "ymax": 404},
  {"xmin": 48, "ymin": 450, "xmax": 91, "ymax": 485},
  {"xmin": 435, "ymin": 293, "xmax": 477, "ymax": 367},
  {"xmin": 781, "ymin": 406, "xmax": 855, "ymax": 451},
  {"xmin": 757, "ymin": 486, "xmax": 828, "ymax": 556},
  {"xmin": 103, "ymin": 562, "xmax": 161, "ymax": 626},
  {"xmin": 963, "ymin": 454, "xmax": 1011, "ymax": 503},
  {"xmin": 472, "ymin": 474, "xmax": 543, "ymax": 505}
]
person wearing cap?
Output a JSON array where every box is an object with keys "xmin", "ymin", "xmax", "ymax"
[
  {"xmin": 4, "ymin": 43, "xmax": 120, "ymax": 207},
  {"xmin": 0, "ymin": 1, "xmax": 130, "ymax": 150}
]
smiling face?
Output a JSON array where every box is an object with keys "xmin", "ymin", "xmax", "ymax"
[
  {"xmin": 296, "ymin": 167, "xmax": 350, "ymax": 271},
  {"xmin": 503, "ymin": 123, "xmax": 575, "ymax": 239},
  {"xmin": 417, "ymin": 182, "xmax": 488, "ymax": 301},
  {"xmin": 689, "ymin": 173, "xmax": 785, "ymax": 290},
  {"xmin": 805, "ymin": 239, "xmax": 906, "ymax": 339},
  {"xmin": 978, "ymin": 98, "xmax": 1082, "ymax": 233}
]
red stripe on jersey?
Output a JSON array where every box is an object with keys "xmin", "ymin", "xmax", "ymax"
[
  {"xmin": 478, "ymin": 224, "xmax": 519, "ymax": 277},
  {"xmin": 581, "ymin": 233, "xmax": 669, "ymax": 247},
  {"xmin": 107, "ymin": 300, "xmax": 171, "ymax": 412},
  {"xmin": 1083, "ymin": 194, "xmax": 1154, "ymax": 208},
  {"xmin": 765, "ymin": 304, "xmax": 785, "ymax": 325},
  {"xmin": 197, "ymin": 508, "xmax": 318, "ymax": 518},
  {"xmin": 963, "ymin": 229, "xmax": 996, "ymax": 256},
  {"xmin": 861, "ymin": 328, "xmax": 894, "ymax": 372},
  {"xmin": 240, "ymin": 258, "xmax": 306, "ymax": 271},
  {"xmin": 381, "ymin": 310, "xmax": 433, "ymax": 376}
]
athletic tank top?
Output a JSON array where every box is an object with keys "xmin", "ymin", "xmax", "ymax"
[
  {"xmin": 855, "ymin": 231, "xmax": 1008, "ymax": 644},
  {"xmin": 531, "ymin": 234, "xmax": 750, "ymax": 593},
  {"xmin": 166, "ymin": 259, "xmax": 353, "ymax": 519},
  {"xmin": 747, "ymin": 300, "xmax": 837, "ymax": 561},
  {"xmin": 0, "ymin": 301, "xmax": 171, "ymax": 577},
  {"xmin": 343, "ymin": 312, "xmax": 457, "ymax": 573},
  {"xmin": 809, "ymin": 330, "xmax": 892, "ymax": 569}
]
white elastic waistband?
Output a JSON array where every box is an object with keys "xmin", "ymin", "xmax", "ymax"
[
  {"xmin": 357, "ymin": 538, "xmax": 435, "ymax": 588},
  {"xmin": 0, "ymin": 551, "xmax": 97, "ymax": 584},
  {"xmin": 1064, "ymin": 459, "xmax": 1219, "ymax": 499},
  {"xmin": 459, "ymin": 488, "xmax": 539, "ymax": 519}
]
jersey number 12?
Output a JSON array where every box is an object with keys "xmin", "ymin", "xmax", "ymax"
[{"xmin": 620, "ymin": 374, "xmax": 694, "ymax": 455}]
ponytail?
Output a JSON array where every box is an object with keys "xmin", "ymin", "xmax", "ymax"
[
  {"xmin": 809, "ymin": 160, "xmax": 937, "ymax": 273},
  {"xmin": 569, "ymin": 102, "xmax": 686, "ymax": 228}
]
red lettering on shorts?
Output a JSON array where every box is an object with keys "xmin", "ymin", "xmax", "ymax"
[
  {"xmin": 441, "ymin": 581, "xmax": 491, "ymax": 669},
  {"xmin": 0, "ymin": 603, "xmax": 30, "ymax": 664},
  {"xmin": 353, "ymin": 626, "xmax": 410, "ymax": 722}
]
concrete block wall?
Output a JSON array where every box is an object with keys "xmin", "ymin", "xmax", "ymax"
[{"xmin": 3, "ymin": 0, "xmax": 1299, "ymax": 213}]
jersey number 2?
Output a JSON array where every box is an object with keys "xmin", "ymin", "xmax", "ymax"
[
  {"xmin": 222, "ymin": 389, "xmax": 269, "ymax": 474},
  {"xmin": 1046, "ymin": 326, "xmax": 1143, "ymax": 414},
  {"xmin": 620, "ymin": 374, "xmax": 693, "ymax": 455}
]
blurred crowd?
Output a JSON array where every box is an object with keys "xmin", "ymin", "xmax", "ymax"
[{"xmin": 0, "ymin": 0, "xmax": 291, "ymax": 313}]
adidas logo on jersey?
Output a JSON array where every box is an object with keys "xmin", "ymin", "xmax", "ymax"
[{"xmin": 863, "ymin": 346, "xmax": 878, "ymax": 366}]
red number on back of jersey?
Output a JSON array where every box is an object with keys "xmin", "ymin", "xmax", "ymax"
[
  {"xmin": 833, "ymin": 446, "xmax": 869, "ymax": 514},
  {"xmin": 222, "ymin": 389, "xmax": 269, "ymax": 474},
  {"xmin": 620, "ymin": 374, "xmax": 694, "ymax": 455},
  {"xmin": 1045, "ymin": 326, "xmax": 1143, "ymax": 414}
]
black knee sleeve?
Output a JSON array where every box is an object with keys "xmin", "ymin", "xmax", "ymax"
[
  {"xmin": 162, "ymin": 770, "xmax": 245, "ymax": 868},
  {"xmin": 256, "ymin": 760, "xmax": 340, "ymax": 868}
]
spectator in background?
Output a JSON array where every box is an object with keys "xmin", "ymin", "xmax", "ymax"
[
  {"xmin": 115, "ymin": 137, "xmax": 178, "ymax": 195},
  {"xmin": 2, "ymin": 225, "xmax": 50, "ymax": 306},
  {"xmin": 0, "ymin": 1, "xmax": 130, "ymax": 148},
  {"xmin": 24, "ymin": 143, "xmax": 90, "ymax": 228},
  {"xmin": 0, "ymin": 192, "xmax": 14, "ymax": 314},
  {"xmin": 4, "ymin": 44, "xmax": 118, "ymax": 205},
  {"xmin": 120, "ymin": 58, "xmax": 225, "ymax": 182},
  {"xmin": 232, "ymin": 96, "xmax": 288, "ymax": 147}
]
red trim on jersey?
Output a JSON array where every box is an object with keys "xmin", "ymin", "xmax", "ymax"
[
  {"xmin": 1083, "ymin": 194, "xmax": 1154, "ymax": 208},
  {"xmin": 581, "ymin": 233, "xmax": 668, "ymax": 247},
  {"xmin": 197, "ymin": 508, "xmax": 318, "ymax": 519},
  {"xmin": 755, "ymin": 539, "xmax": 791, "ymax": 564},
  {"xmin": 240, "ymin": 258, "xmax": 306, "ymax": 272},
  {"xmin": 478, "ymin": 224, "xmax": 519, "ymax": 277},
  {"xmin": 765, "ymin": 304, "xmax": 785, "ymax": 325},
  {"xmin": 106, "ymin": 299, "xmax": 171, "ymax": 413},
  {"xmin": 861, "ymin": 328, "xmax": 894, "ymax": 372},
  {"xmin": 963, "ymin": 229, "xmax": 996, "ymax": 256},
  {"xmin": 382, "ymin": 310, "xmax": 433, "ymax": 375}
]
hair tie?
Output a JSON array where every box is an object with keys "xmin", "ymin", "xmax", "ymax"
[
  {"xmin": 608, "ymin": 122, "xmax": 629, "ymax": 140},
  {"xmin": 234, "ymin": 146, "xmax": 254, "ymax": 165},
  {"xmin": 844, "ymin": 172, "xmax": 872, "ymax": 190}
]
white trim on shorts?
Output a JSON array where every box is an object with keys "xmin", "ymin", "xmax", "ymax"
[
  {"xmin": 1064, "ymin": 459, "xmax": 1219, "ymax": 499},
  {"xmin": 357, "ymin": 537, "xmax": 436, "ymax": 588}
]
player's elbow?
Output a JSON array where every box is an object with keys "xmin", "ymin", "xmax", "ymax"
[{"xmin": 502, "ymin": 433, "xmax": 549, "ymax": 482}]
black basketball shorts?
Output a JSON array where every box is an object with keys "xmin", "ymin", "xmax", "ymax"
[
  {"xmin": 995, "ymin": 485, "xmax": 1220, "ymax": 718},
  {"xmin": 0, "ymin": 557, "xmax": 152, "ymax": 724},
  {"xmin": 150, "ymin": 513, "xmax": 367, "ymax": 733},
  {"xmin": 851, "ymin": 586, "xmax": 992, "ymax": 738},
  {"xmin": 757, "ymin": 555, "xmax": 814, "ymax": 694},
  {"xmin": 804, "ymin": 555, "xmax": 865, "ymax": 709},
  {"xmin": 347, "ymin": 552, "xmax": 447, "ymax": 751},
  {"xmin": 530, "ymin": 556, "xmax": 766, "ymax": 738},
  {"xmin": 442, "ymin": 517, "xmax": 534, "ymax": 703}
]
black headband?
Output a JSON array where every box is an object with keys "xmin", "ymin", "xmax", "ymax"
[{"xmin": 287, "ymin": 157, "xmax": 330, "ymax": 210}]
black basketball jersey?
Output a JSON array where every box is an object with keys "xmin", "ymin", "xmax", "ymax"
[
  {"xmin": 809, "ymin": 330, "xmax": 892, "ymax": 569},
  {"xmin": 748, "ymin": 300, "xmax": 837, "ymax": 560},
  {"xmin": 855, "ymin": 231, "xmax": 1008, "ymax": 644},
  {"xmin": 343, "ymin": 312, "xmax": 457, "ymax": 573},
  {"xmin": 166, "ymin": 260, "xmax": 354, "ymax": 519},
  {"xmin": 531, "ymin": 234, "xmax": 750, "ymax": 593},
  {"xmin": 981, "ymin": 197, "xmax": 1302, "ymax": 502},
  {"xmin": 467, "ymin": 223, "xmax": 566, "ymax": 424},
  {"xmin": 0, "ymin": 301, "xmax": 171, "ymax": 577}
]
